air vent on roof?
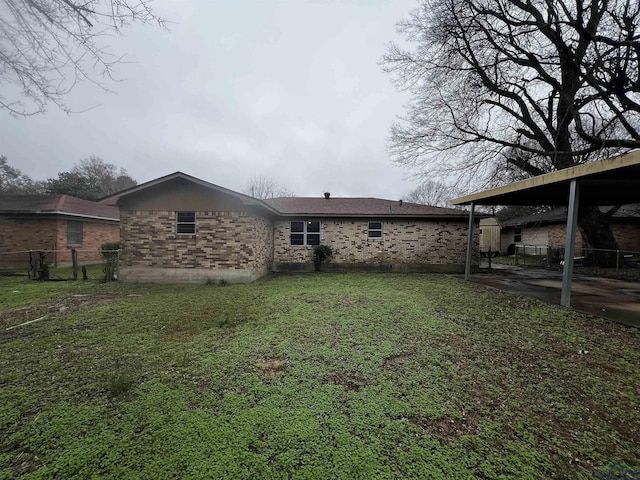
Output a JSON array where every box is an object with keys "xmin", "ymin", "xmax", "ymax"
[{"xmin": 324, "ymin": 192, "xmax": 330, "ymax": 199}]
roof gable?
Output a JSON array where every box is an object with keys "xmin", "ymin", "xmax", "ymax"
[{"xmin": 100, "ymin": 171, "xmax": 277, "ymax": 213}]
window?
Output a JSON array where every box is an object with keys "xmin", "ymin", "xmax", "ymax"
[
  {"xmin": 368, "ymin": 221, "xmax": 383, "ymax": 239},
  {"xmin": 514, "ymin": 227, "xmax": 522, "ymax": 243},
  {"xmin": 176, "ymin": 211, "xmax": 196, "ymax": 235},
  {"xmin": 67, "ymin": 220, "xmax": 83, "ymax": 246},
  {"xmin": 290, "ymin": 221, "xmax": 320, "ymax": 245}
]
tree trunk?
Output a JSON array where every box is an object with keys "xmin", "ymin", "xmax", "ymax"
[{"xmin": 578, "ymin": 206, "xmax": 619, "ymax": 267}]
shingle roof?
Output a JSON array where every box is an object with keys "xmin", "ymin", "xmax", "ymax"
[
  {"xmin": 264, "ymin": 197, "xmax": 469, "ymax": 218},
  {"xmin": 0, "ymin": 195, "xmax": 120, "ymax": 221}
]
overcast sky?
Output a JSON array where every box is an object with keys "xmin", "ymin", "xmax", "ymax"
[{"xmin": 1, "ymin": 0, "xmax": 422, "ymax": 199}]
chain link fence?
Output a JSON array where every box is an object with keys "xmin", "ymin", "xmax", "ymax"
[
  {"xmin": 0, "ymin": 249, "xmax": 120, "ymax": 280},
  {"xmin": 489, "ymin": 244, "xmax": 640, "ymax": 279}
]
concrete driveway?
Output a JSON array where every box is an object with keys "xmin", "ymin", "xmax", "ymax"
[{"xmin": 470, "ymin": 263, "xmax": 640, "ymax": 328}]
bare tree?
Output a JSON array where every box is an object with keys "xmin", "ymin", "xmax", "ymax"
[
  {"xmin": 0, "ymin": 0, "xmax": 165, "ymax": 116},
  {"xmin": 405, "ymin": 179, "xmax": 459, "ymax": 207},
  {"xmin": 244, "ymin": 176, "xmax": 294, "ymax": 199},
  {"xmin": 383, "ymin": 0, "xmax": 640, "ymax": 265}
]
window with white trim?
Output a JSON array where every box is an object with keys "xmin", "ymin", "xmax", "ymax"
[
  {"xmin": 368, "ymin": 221, "xmax": 383, "ymax": 239},
  {"xmin": 514, "ymin": 227, "xmax": 522, "ymax": 243},
  {"xmin": 290, "ymin": 221, "xmax": 320, "ymax": 245},
  {"xmin": 176, "ymin": 211, "xmax": 196, "ymax": 235}
]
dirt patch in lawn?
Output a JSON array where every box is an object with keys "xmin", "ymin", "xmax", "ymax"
[
  {"xmin": 255, "ymin": 357, "xmax": 287, "ymax": 376},
  {"xmin": 405, "ymin": 413, "xmax": 480, "ymax": 441},
  {"xmin": 1, "ymin": 294, "xmax": 124, "ymax": 330},
  {"xmin": 331, "ymin": 371, "xmax": 367, "ymax": 391},
  {"xmin": 383, "ymin": 353, "xmax": 412, "ymax": 370}
]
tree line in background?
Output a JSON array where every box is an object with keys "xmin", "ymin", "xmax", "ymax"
[{"xmin": 0, "ymin": 156, "xmax": 136, "ymax": 200}]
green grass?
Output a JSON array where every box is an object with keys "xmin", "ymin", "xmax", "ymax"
[{"xmin": 1, "ymin": 273, "xmax": 639, "ymax": 479}]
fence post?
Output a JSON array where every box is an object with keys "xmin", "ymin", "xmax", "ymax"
[
  {"xmin": 72, "ymin": 249, "xmax": 78, "ymax": 280},
  {"xmin": 28, "ymin": 251, "xmax": 36, "ymax": 279},
  {"xmin": 488, "ymin": 247, "xmax": 492, "ymax": 269},
  {"xmin": 515, "ymin": 246, "xmax": 519, "ymax": 265},
  {"xmin": 616, "ymin": 250, "xmax": 620, "ymax": 275}
]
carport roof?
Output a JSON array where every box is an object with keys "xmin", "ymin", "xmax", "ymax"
[{"xmin": 450, "ymin": 150, "xmax": 640, "ymax": 206}]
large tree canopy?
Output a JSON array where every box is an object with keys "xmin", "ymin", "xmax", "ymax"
[
  {"xmin": 383, "ymin": 0, "xmax": 640, "ymax": 184},
  {"xmin": 0, "ymin": 155, "xmax": 43, "ymax": 193},
  {"xmin": 383, "ymin": 0, "xmax": 640, "ymax": 264},
  {"xmin": 0, "ymin": 0, "xmax": 164, "ymax": 116},
  {"xmin": 46, "ymin": 156, "xmax": 136, "ymax": 200}
]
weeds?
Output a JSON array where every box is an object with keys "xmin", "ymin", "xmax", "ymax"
[{"xmin": 0, "ymin": 273, "xmax": 638, "ymax": 479}]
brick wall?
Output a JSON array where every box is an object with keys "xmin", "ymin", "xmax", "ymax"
[
  {"xmin": 548, "ymin": 222, "xmax": 640, "ymax": 253},
  {"xmin": 0, "ymin": 217, "xmax": 58, "ymax": 267},
  {"xmin": 546, "ymin": 224, "xmax": 585, "ymax": 250},
  {"xmin": 0, "ymin": 215, "xmax": 119, "ymax": 267},
  {"xmin": 273, "ymin": 218, "xmax": 474, "ymax": 266},
  {"xmin": 120, "ymin": 210, "xmax": 273, "ymax": 271},
  {"xmin": 612, "ymin": 221, "xmax": 640, "ymax": 252},
  {"xmin": 52, "ymin": 219, "xmax": 120, "ymax": 264}
]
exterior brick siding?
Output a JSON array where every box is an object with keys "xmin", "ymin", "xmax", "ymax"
[
  {"xmin": 273, "ymin": 219, "xmax": 474, "ymax": 266},
  {"xmin": 611, "ymin": 222, "xmax": 640, "ymax": 252},
  {"xmin": 0, "ymin": 216, "xmax": 119, "ymax": 267},
  {"xmin": 502, "ymin": 221, "xmax": 640, "ymax": 254},
  {"xmin": 120, "ymin": 210, "xmax": 273, "ymax": 271}
]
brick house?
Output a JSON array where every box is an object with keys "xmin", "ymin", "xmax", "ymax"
[
  {"xmin": 101, "ymin": 172, "xmax": 476, "ymax": 283},
  {"xmin": 0, "ymin": 195, "xmax": 120, "ymax": 267}
]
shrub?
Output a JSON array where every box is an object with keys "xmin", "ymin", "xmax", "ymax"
[
  {"xmin": 100, "ymin": 242, "xmax": 120, "ymax": 282},
  {"xmin": 313, "ymin": 244, "xmax": 333, "ymax": 271}
]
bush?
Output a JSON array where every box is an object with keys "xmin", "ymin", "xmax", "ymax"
[
  {"xmin": 100, "ymin": 242, "xmax": 120, "ymax": 282},
  {"xmin": 313, "ymin": 244, "xmax": 333, "ymax": 271}
]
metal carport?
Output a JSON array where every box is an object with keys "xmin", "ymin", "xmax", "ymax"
[{"xmin": 450, "ymin": 150, "xmax": 640, "ymax": 308}]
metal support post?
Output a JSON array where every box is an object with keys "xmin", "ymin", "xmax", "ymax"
[
  {"xmin": 464, "ymin": 202, "xmax": 475, "ymax": 281},
  {"xmin": 561, "ymin": 180, "xmax": 580, "ymax": 307}
]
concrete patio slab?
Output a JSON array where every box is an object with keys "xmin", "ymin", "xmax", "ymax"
[{"xmin": 470, "ymin": 264, "xmax": 640, "ymax": 328}]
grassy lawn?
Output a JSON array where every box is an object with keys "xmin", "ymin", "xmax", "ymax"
[{"xmin": 1, "ymin": 272, "xmax": 639, "ymax": 479}]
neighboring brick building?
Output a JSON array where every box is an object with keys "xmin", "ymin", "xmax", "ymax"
[
  {"xmin": 0, "ymin": 195, "xmax": 120, "ymax": 268},
  {"xmin": 485, "ymin": 205, "xmax": 640, "ymax": 255},
  {"xmin": 102, "ymin": 172, "xmax": 476, "ymax": 283}
]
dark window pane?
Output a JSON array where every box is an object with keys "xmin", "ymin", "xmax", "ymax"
[
  {"xmin": 291, "ymin": 234, "xmax": 304, "ymax": 245},
  {"xmin": 369, "ymin": 222, "xmax": 382, "ymax": 230},
  {"xmin": 368, "ymin": 230, "xmax": 382, "ymax": 238},
  {"xmin": 307, "ymin": 221, "xmax": 320, "ymax": 232},
  {"xmin": 307, "ymin": 234, "xmax": 321, "ymax": 245},
  {"xmin": 177, "ymin": 224, "xmax": 196, "ymax": 234},
  {"xmin": 67, "ymin": 220, "xmax": 83, "ymax": 245},
  {"xmin": 514, "ymin": 227, "xmax": 522, "ymax": 242},
  {"xmin": 177, "ymin": 212, "xmax": 195, "ymax": 222},
  {"xmin": 291, "ymin": 221, "xmax": 304, "ymax": 232}
]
